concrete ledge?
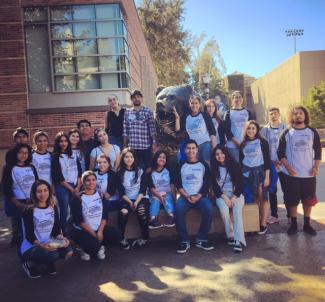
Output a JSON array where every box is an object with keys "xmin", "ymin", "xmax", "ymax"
[{"xmin": 108, "ymin": 204, "xmax": 260, "ymax": 239}]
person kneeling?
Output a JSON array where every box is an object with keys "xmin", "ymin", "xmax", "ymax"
[
  {"xmin": 21, "ymin": 180, "xmax": 73, "ymax": 278},
  {"xmin": 211, "ymin": 146, "xmax": 246, "ymax": 252},
  {"xmin": 70, "ymin": 171, "xmax": 125, "ymax": 261}
]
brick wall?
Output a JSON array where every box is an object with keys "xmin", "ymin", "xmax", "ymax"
[{"xmin": 0, "ymin": 0, "xmax": 158, "ymax": 150}]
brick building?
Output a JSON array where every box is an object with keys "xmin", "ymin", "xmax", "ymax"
[{"xmin": 0, "ymin": 0, "xmax": 158, "ymax": 155}]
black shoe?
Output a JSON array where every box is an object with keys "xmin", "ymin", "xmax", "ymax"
[
  {"xmin": 177, "ymin": 242, "xmax": 190, "ymax": 254},
  {"xmin": 287, "ymin": 224, "xmax": 298, "ymax": 235},
  {"xmin": 258, "ymin": 226, "xmax": 267, "ymax": 235},
  {"xmin": 195, "ymin": 241, "xmax": 215, "ymax": 251},
  {"xmin": 46, "ymin": 263, "xmax": 57, "ymax": 275},
  {"xmin": 22, "ymin": 261, "xmax": 41, "ymax": 279},
  {"xmin": 233, "ymin": 241, "xmax": 243, "ymax": 253},
  {"xmin": 227, "ymin": 238, "xmax": 235, "ymax": 246},
  {"xmin": 303, "ymin": 224, "xmax": 317, "ymax": 236}
]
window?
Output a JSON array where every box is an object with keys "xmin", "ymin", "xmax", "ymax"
[{"xmin": 24, "ymin": 4, "xmax": 130, "ymax": 93}]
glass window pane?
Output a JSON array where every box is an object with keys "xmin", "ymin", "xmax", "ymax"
[
  {"xmin": 99, "ymin": 56, "xmax": 119, "ymax": 72},
  {"xmin": 73, "ymin": 22, "xmax": 96, "ymax": 38},
  {"xmin": 53, "ymin": 40, "xmax": 74, "ymax": 56},
  {"xmin": 75, "ymin": 39, "xmax": 97, "ymax": 55},
  {"xmin": 51, "ymin": 6, "xmax": 72, "ymax": 21},
  {"xmin": 77, "ymin": 57, "xmax": 98, "ymax": 73},
  {"xmin": 96, "ymin": 21, "xmax": 123, "ymax": 36},
  {"xmin": 55, "ymin": 75, "xmax": 76, "ymax": 91},
  {"xmin": 78, "ymin": 74, "xmax": 100, "ymax": 90},
  {"xmin": 72, "ymin": 5, "xmax": 95, "ymax": 20},
  {"xmin": 54, "ymin": 57, "xmax": 75, "ymax": 74},
  {"xmin": 51, "ymin": 24, "xmax": 73, "ymax": 39},
  {"xmin": 119, "ymin": 56, "xmax": 130, "ymax": 72},
  {"xmin": 24, "ymin": 7, "xmax": 47, "ymax": 22},
  {"xmin": 25, "ymin": 25, "xmax": 51, "ymax": 93},
  {"xmin": 98, "ymin": 38, "xmax": 124, "ymax": 54},
  {"xmin": 120, "ymin": 73, "xmax": 130, "ymax": 88},
  {"xmin": 95, "ymin": 4, "xmax": 120, "ymax": 19},
  {"xmin": 100, "ymin": 74, "xmax": 119, "ymax": 89}
]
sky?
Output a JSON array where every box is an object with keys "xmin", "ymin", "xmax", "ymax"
[{"xmin": 136, "ymin": 0, "xmax": 325, "ymax": 78}]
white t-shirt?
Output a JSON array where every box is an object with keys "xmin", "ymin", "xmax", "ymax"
[
  {"xmin": 122, "ymin": 169, "xmax": 143, "ymax": 200},
  {"xmin": 32, "ymin": 151, "xmax": 52, "ymax": 185},
  {"xmin": 59, "ymin": 154, "xmax": 79, "ymax": 185},
  {"xmin": 81, "ymin": 192, "xmax": 103, "ymax": 232},
  {"xmin": 185, "ymin": 113, "xmax": 211, "ymax": 145},
  {"xmin": 150, "ymin": 168, "xmax": 172, "ymax": 194},
  {"xmin": 212, "ymin": 118, "xmax": 221, "ymax": 145},
  {"xmin": 90, "ymin": 145, "xmax": 120, "ymax": 169},
  {"xmin": 95, "ymin": 171, "xmax": 119, "ymax": 201},
  {"xmin": 217, "ymin": 167, "xmax": 233, "ymax": 193},
  {"xmin": 242, "ymin": 139, "xmax": 264, "ymax": 169},
  {"xmin": 180, "ymin": 162, "xmax": 206, "ymax": 196},
  {"xmin": 11, "ymin": 166, "xmax": 36, "ymax": 199},
  {"xmin": 226, "ymin": 109, "xmax": 250, "ymax": 148}
]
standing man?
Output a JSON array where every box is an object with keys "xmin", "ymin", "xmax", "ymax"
[
  {"xmin": 175, "ymin": 139, "xmax": 214, "ymax": 254},
  {"xmin": 261, "ymin": 107, "xmax": 289, "ymax": 224},
  {"xmin": 278, "ymin": 106, "xmax": 321, "ymax": 236},
  {"xmin": 77, "ymin": 119, "xmax": 96, "ymax": 170},
  {"xmin": 123, "ymin": 90, "xmax": 157, "ymax": 169}
]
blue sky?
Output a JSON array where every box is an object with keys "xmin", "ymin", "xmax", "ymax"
[{"xmin": 136, "ymin": 0, "xmax": 325, "ymax": 78}]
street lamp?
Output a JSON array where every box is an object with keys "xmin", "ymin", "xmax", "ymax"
[
  {"xmin": 285, "ymin": 29, "xmax": 304, "ymax": 54},
  {"xmin": 202, "ymin": 73, "xmax": 211, "ymax": 100}
]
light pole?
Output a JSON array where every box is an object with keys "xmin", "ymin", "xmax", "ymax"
[
  {"xmin": 202, "ymin": 73, "xmax": 211, "ymax": 100},
  {"xmin": 285, "ymin": 29, "xmax": 304, "ymax": 54}
]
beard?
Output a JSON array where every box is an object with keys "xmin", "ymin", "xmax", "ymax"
[{"xmin": 293, "ymin": 120, "xmax": 304, "ymax": 125}]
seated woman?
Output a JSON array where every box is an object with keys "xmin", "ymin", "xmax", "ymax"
[
  {"xmin": 70, "ymin": 171, "xmax": 128, "ymax": 261},
  {"xmin": 210, "ymin": 145, "xmax": 246, "ymax": 252},
  {"xmin": 21, "ymin": 180, "xmax": 72, "ymax": 278},
  {"xmin": 94, "ymin": 154, "xmax": 120, "ymax": 212}
]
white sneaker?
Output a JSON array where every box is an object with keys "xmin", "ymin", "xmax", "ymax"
[
  {"xmin": 80, "ymin": 250, "xmax": 90, "ymax": 261},
  {"xmin": 132, "ymin": 239, "xmax": 147, "ymax": 247},
  {"xmin": 97, "ymin": 246, "xmax": 106, "ymax": 260}
]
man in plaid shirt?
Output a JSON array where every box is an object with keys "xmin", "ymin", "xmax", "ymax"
[{"xmin": 123, "ymin": 90, "xmax": 157, "ymax": 168}]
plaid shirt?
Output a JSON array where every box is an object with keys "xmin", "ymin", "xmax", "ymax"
[{"xmin": 123, "ymin": 106, "xmax": 157, "ymax": 150}]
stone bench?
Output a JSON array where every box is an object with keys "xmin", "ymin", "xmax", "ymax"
[{"xmin": 108, "ymin": 204, "xmax": 260, "ymax": 239}]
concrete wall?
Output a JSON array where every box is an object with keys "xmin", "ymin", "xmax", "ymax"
[{"xmin": 251, "ymin": 51, "xmax": 325, "ymax": 124}]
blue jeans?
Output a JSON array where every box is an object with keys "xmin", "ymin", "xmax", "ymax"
[
  {"xmin": 109, "ymin": 135, "xmax": 122, "ymax": 149},
  {"xmin": 227, "ymin": 147, "xmax": 240, "ymax": 163},
  {"xmin": 55, "ymin": 183, "xmax": 75, "ymax": 234},
  {"xmin": 175, "ymin": 196, "xmax": 213, "ymax": 243},
  {"xmin": 149, "ymin": 192, "xmax": 175, "ymax": 217},
  {"xmin": 22, "ymin": 245, "xmax": 72, "ymax": 265},
  {"xmin": 103, "ymin": 199, "xmax": 120, "ymax": 212},
  {"xmin": 198, "ymin": 141, "xmax": 212, "ymax": 163}
]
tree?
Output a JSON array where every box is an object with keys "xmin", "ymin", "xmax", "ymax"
[
  {"xmin": 189, "ymin": 33, "xmax": 227, "ymax": 98},
  {"xmin": 138, "ymin": 0, "xmax": 190, "ymax": 86},
  {"xmin": 302, "ymin": 81, "xmax": 325, "ymax": 128}
]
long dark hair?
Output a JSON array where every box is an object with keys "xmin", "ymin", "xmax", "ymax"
[
  {"xmin": 68, "ymin": 128, "xmax": 87, "ymax": 154},
  {"xmin": 11, "ymin": 143, "xmax": 33, "ymax": 166},
  {"xmin": 240, "ymin": 120, "xmax": 261, "ymax": 149},
  {"xmin": 151, "ymin": 150, "xmax": 169, "ymax": 171},
  {"xmin": 30, "ymin": 180, "xmax": 56, "ymax": 208},
  {"xmin": 117, "ymin": 148, "xmax": 140, "ymax": 185},
  {"xmin": 53, "ymin": 131, "xmax": 72, "ymax": 157},
  {"xmin": 210, "ymin": 145, "xmax": 241, "ymax": 185},
  {"xmin": 287, "ymin": 105, "xmax": 310, "ymax": 126}
]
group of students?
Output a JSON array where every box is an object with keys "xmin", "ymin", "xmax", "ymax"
[{"xmin": 1, "ymin": 89, "xmax": 322, "ymax": 279}]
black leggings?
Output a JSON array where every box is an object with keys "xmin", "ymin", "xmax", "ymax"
[
  {"xmin": 118, "ymin": 198, "xmax": 149, "ymax": 240},
  {"xmin": 269, "ymin": 172, "xmax": 290, "ymax": 218},
  {"xmin": 71, "ymin": 225, "xmax": 122, "ymax": 257}
]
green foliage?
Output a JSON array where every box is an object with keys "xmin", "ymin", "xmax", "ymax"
[
  {"xmin": 188, "ymin": 33, "xmax": 227, "ymax": 98},
  {"xmin": 138, "ymin": 0, "xmax": 191, "ymax": 86},
  {"xmin": 302, "ymin": 81, "xmax": 325, "ymax": 128}
]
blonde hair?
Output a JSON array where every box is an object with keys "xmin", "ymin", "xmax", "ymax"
[{"xmin": 30, "ymin": 180, "xmax": 56, "ymax": 208}]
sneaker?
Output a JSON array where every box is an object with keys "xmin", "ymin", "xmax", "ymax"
[
  {"xmin": 227, "ymin": 238, "xmax": 235, "ymax": 246},
  {"xmin": 258, "ymin": 226, "xmax": 267, "ymax": 235},
  {"xmin": 120, "ymin": 238, "xmax": 130, "ymax": 250},
  {"xmin": 164, "ymin": 215, "xmax": 175, "ymax": 227},
  {"xmin": 22, "ymin": 261, "xmax": 41, "ymax": 279},
  {"xmin": 303, "ymin": 224, "xmax": 317, "ymax": 236},
  {"xmin": 80, "ymin": 250, "xmax": 91, "ymax": 261},
  {"xmin": 132, "ymin": 239, "xmax": 148, "ymax": 248},
  {"xmin": 46, "ymin": 263, "xmax": 57, "ymax": 275},
  {"xmin": 195, "ymin": 241, "xmax": 215, "ymax": 251},
  {"xmin": 267, "ymin": 216, "xmax": 279, "ymax": 224},
  {"xmin": 97, "ymin": 246, "xmax": 106, "ymax": 260},
  {"xmin": 287, "ymin": 223, "xmax": 298, "ymax": 235},
  {"xmin": 233, "ymin": 241, "xmax": 243, "ymax": 253},
  {"xmin": 149, "ymin": 218, "xmax": 163, "ymax": 229},
  {"xmin": 177, "ymin": 242, "xmax": 190, "ymax": 254}
]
